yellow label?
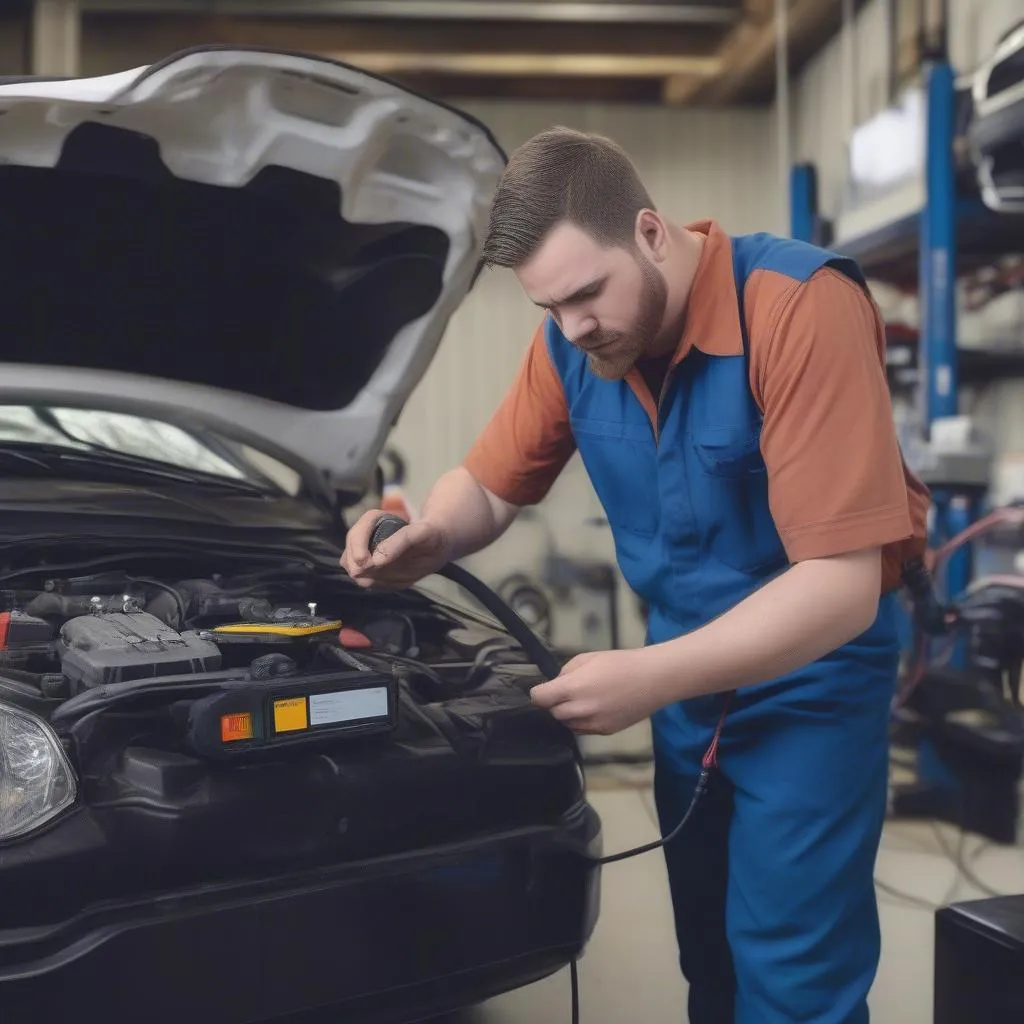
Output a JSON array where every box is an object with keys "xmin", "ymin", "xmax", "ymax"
[
  {"xmin": 273, "ymin": 697, "xmax": 308, "ymax": 733},
  {"xmin": 214, "ymin": 621, "xmax": 342, "ymax": 638}
]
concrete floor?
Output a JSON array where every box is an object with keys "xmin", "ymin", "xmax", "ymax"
[{"xmin": 449, "ymin": 773, "xmax": 1024, "ymax": 1024}]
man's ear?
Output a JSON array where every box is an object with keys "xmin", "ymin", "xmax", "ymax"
[{"xmin": 635, "ymin": 209, "xmax": 668, "ymax": 262}]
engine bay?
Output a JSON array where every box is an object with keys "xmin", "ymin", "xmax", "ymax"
[
  {"xmin": 0, "ymin": 562, "xmax": 540, "ymax": 763},
  {"xmin": 0, "ymin": 550, "xmax": 586, "ymax": 922}
]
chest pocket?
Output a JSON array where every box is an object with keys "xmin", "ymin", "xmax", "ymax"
[
  {"xmin": 688, "ymin": 422, "xmax": 788, "ymax": 575},
  {"xmin": 571, "ymin": 416, "xmax": 659, "ymax": 538}
]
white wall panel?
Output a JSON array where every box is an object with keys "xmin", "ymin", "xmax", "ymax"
[
  {"xmin": 0, "ymin": 16, "xmax": 28, "ymax": 76},
  {"xmin": 793, "ymin": 0, "xmax": 890, "ymax": 220}
]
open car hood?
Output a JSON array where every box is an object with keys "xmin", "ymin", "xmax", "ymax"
[{"xmin": 0, "ymin": 47, "xmax": 506, "ymax": 502}]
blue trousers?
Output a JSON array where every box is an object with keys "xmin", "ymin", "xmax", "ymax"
[{"xmin": 651, "ymin": 628, "xmax": 898, "ymax": 1023}]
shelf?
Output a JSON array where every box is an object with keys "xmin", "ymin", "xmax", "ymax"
[
  {"xmin": 830, "ymin": 199, "xmax": 1024, "ymax": 285},
  {"xmin": 886, "ymin": 341, "xmax": 1024, "ymax": 392}
]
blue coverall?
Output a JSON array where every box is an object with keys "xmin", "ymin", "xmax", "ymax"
[{"xmin": 544, "ymin": 233, "xmax": 901, "ymax": 1023}]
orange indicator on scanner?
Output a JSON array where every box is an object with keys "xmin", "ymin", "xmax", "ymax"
[{"xmin": 221, "ymin": 712, "xmax": 254, "ymax": 743}]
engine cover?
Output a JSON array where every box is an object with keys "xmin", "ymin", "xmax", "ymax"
[{"xmin": 60, "ymin": 611, "xmax": 222, "ymax": 692}]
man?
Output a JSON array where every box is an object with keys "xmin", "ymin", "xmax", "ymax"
[{"xmin": 341, "ymin": 127, "xmax": 931, "ymax": 1024}]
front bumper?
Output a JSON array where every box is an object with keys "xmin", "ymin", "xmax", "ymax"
[{"xmin": 0, "ymin": 804, "xmax": 601, "ymax": 1024}]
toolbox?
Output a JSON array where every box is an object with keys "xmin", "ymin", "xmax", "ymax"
[{"xmin": 934, "ymin": 895, "xmax": 1024, "ymax": 1023}]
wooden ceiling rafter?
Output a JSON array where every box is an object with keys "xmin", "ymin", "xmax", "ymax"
[{"xmin": 77, "ymin": 2, "xmax": 857, "ymax": 106}]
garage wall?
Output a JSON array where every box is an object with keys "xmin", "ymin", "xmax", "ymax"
[
  {"xmin": 0, "ymin": 14, "xmax": 28, "ymax": 75},
  {"xmin": 794, "ymin": 0, "xmax": 1023, "ymax": 222}
]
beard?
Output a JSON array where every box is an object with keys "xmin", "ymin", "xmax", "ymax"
[{"xmin": 584, "ymin": 257, "xmax": 668, "ymax": 381}]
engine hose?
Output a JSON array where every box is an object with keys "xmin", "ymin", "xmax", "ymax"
[{"xmin": 368, "ymin": 514, "xmax": 564, "ymax": 680}]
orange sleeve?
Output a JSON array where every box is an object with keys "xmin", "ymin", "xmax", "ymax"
[
  {"xmin": 462, "ymin": 321, "xmax": 576, "ymax": 505},
  {"xmin": 748, "ymin": 266, "xmax": 928, "ymax": 572}
]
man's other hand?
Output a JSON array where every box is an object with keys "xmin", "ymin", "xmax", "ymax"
[{"xmin": 530, "ymin": 649, "xmax": 665, "ymax": 736}]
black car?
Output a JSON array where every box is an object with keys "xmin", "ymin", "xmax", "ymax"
[{"xmin": 0, "ymin": 47, "xmax": 601, "ymax": 1024}]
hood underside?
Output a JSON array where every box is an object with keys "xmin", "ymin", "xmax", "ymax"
[{"xmin": 0, "ymin": 47, "xmax": 506, "ymax": 500}]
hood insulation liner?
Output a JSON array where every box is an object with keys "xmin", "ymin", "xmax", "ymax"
[{"xmin": 0, "ymin": 122, "xmax": 450, "ymax": 412}]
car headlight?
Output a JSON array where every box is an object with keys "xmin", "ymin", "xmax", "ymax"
[{"xmin": 0, "ymin": 702, "xmax": 77, "ymax": 841}]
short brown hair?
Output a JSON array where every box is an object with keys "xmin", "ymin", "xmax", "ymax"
[{"xmin": 482, "ymin": 126, "xmax": 654, "ymax": 269}]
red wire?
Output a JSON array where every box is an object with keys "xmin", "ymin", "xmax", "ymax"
[
  {"xmin": 702, "ymin": 691, "xmax": 734, "ymax": 771},
  {"xmin": 894, "ymin": 506, "xmax": 1024, "ymax": 712},
  {"xmin": 688, "ymin": 512, "xmax": 1021, "ymax": 765}
]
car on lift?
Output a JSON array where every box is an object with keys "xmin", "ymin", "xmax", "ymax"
[
  {"xmin": 0, "ymin": 47, "xmax": 600, "ymax": 1024},
  {"xmin": 969, "ymin": 17, "xmax": 1024, "ymax": 213}
]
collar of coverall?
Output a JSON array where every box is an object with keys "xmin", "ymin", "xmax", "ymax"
[{"xmin": 670, "ymin": 218, "xmax": 746, "ymax": 364}]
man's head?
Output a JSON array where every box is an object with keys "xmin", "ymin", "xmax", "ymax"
[{"xmin": 482, "ymin": 127, "xmax": 673, "ymax": 380}]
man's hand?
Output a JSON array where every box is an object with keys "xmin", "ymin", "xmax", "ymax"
[
  {"xmin": 529, "ymin": 549, "xmax": 884, "ymax": 734},
  {"xmin": 530, "ymin": 649, "xmax": 667, "ymax": 736},
  {"xmin": 341, "ymin": 509, "xmax": 452, "ymax": 590}
]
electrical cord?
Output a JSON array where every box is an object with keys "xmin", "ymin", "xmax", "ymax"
[
  {"xmin": 889, "ymin": 525, "xmax": 1018, "ymax": 904},
  {"xmin": 873, "ymin": 822, "xmax": 1009, "ymax": 912},
  {"xmin": 892, "ymin": 510, "xmax": 1024, "ymax": 711},
  {"xmin": 126, "ymin": 576, "xmax": 188, "ymax": 628},
  {"xmin": 366, "ymin": 514, "xmax": 723, "ymax": 1023},
  {"xmin": 881, "ymin": 751, "xmax": 1009, "ymax": 908},
  {"xmin": 930, "ymin": 821, "xmax": 1007, "ymax": 898},
  {"xmin": 874, "ymin": 877, "xmax": 941, "ymax": 912},
  {"xmin": 570, "ymin": 959, "xmax": 580, "ymax": 1024}
]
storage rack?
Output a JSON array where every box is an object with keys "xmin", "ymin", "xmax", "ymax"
[{"xmin": 790, "ymin": 56, "xmax": 1024, "ymax": 607}]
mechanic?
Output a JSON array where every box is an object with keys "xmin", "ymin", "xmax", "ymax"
[{"xmin": 341, "ymin": 127, "xmax": 931, "ymax": 1024}]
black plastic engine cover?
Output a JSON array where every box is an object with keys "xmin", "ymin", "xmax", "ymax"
[{"xmin": 60, "ymin": 611, "xmax": 221, "ymax": 691}]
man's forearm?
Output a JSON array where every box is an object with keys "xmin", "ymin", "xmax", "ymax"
[
  {"xmin": 419, "ymin": 466, "xmax": 521, "ymax": 561},
  {"xmin": 644, "ymin": 548, "xmax": 884, "ymax": 704}
]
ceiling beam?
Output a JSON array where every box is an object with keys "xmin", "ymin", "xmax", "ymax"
[
  {"xmin": 78, "ymin": 3, "xmax": 852, "ymax": 106},
  {"xmin": 80, "ymin": 1, "xmax": 744, "ymax": 26},
  {"xmin": 662, "ymin": 73, "xmax": 707, "ymax": 105},
  {"xmin": 83, "ymin": 13, "xmax": 728, "ymax": 60},
  {"xmin": 337, "ymin": 51, "xmax": 721, "ymax": 79},
  {"xmin": 692, "ymin": 0, "xmax": 843, "ymax": 104},
  {"xmin": 397, "ymin": 72, "xmax": 667, "ymax": 104}
]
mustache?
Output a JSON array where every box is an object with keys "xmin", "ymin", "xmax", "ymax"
[{"xmin": 574, "ymin": 330, "xmax": 620, "ymax": 352}]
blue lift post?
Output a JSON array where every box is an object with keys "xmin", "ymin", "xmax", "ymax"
[
  {"xmin": 920, "ymin": 59, "xmax": 973, "ymax": 615},
  {"xmin": 916, "ymin": 56, "xmax": 975, "ymax": 792},
  {"xmin": 789, "ymin": 163, "xmax": 818, "ymax": 244},
  {"xmin": 921, "ymin": 61, "xmax": 974, "ymax": 622}
]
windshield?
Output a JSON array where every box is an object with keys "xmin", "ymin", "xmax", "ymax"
[{"xmin": 0, "ymin": 406, "xmax": 302, "ymax": 494}]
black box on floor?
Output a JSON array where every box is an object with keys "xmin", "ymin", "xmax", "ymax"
[{"xmin": 934, "ymin": 895, "xmax": 1024, "ymax": 1023}]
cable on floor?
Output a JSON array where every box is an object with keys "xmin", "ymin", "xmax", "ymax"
[
  {"xmin": 874, "ymin": 877, "xmax": 942, "ymax": 912},
  {"xmin": 567, "ymin": 693, "xmax": 732, "ymax": 1020},
  {"xmin": 930, "ymin": 821, "xmax": 1007, "ymax": 898}
]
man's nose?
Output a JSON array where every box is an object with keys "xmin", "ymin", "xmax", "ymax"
[{"xmin": 563, "ymin": 311, "xmax": 598, "ymax": 344}]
